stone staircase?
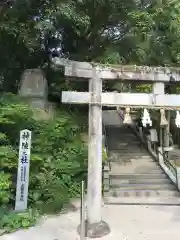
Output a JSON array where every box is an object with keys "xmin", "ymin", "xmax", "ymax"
[{"xmin": 103, "ymin": 110, "xmax": 180, "ymax": 205}]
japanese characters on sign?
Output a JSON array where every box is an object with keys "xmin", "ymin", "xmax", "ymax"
[{"xmin": 15, "ymin": 129, "xmax": 32, "ymax": 211}]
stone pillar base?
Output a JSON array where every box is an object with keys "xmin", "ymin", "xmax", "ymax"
[{"xmin": 77, "ymin": 220, "xmax": 110, "ymax": 238}]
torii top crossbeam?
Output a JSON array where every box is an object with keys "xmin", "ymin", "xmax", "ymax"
[
  {"xmin": 52, "ymin": 57, "xmax": 180, "ymax": 110},
  {"xmin": 52, "ymin": 57, "xmax": 180, "ymax": 83}
]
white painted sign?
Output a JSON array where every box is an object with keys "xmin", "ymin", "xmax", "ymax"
[{"xmin": 15, "ymin": 129, "xmax": 32, "ymax": 211}]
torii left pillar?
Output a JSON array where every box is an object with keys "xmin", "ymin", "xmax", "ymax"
[{"xmin": 86, "ymin": 69, "xmax": 110, "ymax": 238}]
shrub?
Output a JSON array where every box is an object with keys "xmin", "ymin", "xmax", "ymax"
[
  {"xmin": 29, "ymin": 111, "xmax": 88, "ymax": 212},
  {"xmin": 0, "ymin": 94, "xmax": 87, "ymax": 232},
  {"xmin": 0, "ymin": 208, "xmax": 39, "ymax": 234}
]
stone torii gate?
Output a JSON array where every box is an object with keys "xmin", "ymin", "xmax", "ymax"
[{"xmin": 53, "ymin": 57, "xmax": 180, "ymax": 238}]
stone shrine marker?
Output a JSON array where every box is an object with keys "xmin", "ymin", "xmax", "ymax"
[
  {"xmin": 15, "ymin": 129, "xmax": 32, "ymax": 211},
  {"xmin": 19, "ymin": 69, "xmax": 48, "ymax": 110}
]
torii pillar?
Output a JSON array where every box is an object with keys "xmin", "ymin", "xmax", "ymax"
[{"xmin": 86, "ymin": 68, "xmax": 110, "ymax": 238}]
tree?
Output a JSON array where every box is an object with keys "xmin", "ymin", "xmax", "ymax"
[
  {"xmin": 1, "ymin": 0, "xmax": 180, "ymax": 94},
  {"xmin": 0, "ymin": 0, "xmax": 138, "ymax": 93},
  {"xmin": 121, "ymin": 0, "xmax": 180, "ymax": 66}
]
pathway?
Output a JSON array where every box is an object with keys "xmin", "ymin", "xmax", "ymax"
[{"xmin": 1, "ymin": 202, "xmax": 180, "ymax": 240}]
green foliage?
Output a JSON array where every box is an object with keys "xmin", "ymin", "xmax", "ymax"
[
  {"xmin": 2, "ymin": 0, "xmax": 180, "ymax": 97},
  {"xmin": 0, "ymin": 172, "xmax": 11, "ymax": 205},
  {"xmin": 29, "ymin": 115, "xmax": 87, "ymax": 212},
  {"xmin": 126, "ymin": 0, "xmax": 180, "ymax": 66},
  {"xmin": 0, "ymin": 0, "xmax": 138, "ymax": 94},
  {"xmin": 0, "ymin": 208, "xmax": 39, "ymax": 235},
  {"xmin": 0, "ymin": 94, "xmax": 87, "ymax": 232},
  {"xmin": 135, "ymin": 84, "xmax": 152, "ymax": 93},
  {"xmin": 1, "ymin": 0, "xmax": 180, "ymax": 95}
]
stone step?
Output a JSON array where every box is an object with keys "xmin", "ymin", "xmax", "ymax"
[
  {"xmin": 108, "ymin": 146, "xmax": 142, "ymax": 150},
  {"xmin": 111, "ymin": 162, "xmax": 160, "ymax": 167},
  {"xmin": 112, "ymin": 141, "xmax": 139, "ymax": 144},
  {"xmin": 114, "ymin": 142, "xmax": 140, "ymax": 145},
  {"xmin": 109, "ymin": 158, "xmax": 155, "ymax": 163},
  {"xmin": 109, "ymin": 151, "xmax": 152, "ymax": 155},
  {"xmin": 109, "ymin": 154, "xmax": 153, "ymax": 159},
  {"xmin": 109, "ymin": 144, "xmax": 143, "ymax": 148},
  {"xmin": 108, "ymin": 173, "xmax": 168, "ymax": 179},
  {"xmin": 108, "ymin": 138, "xmax": 139, "ymax": 143},
  {"xmin": 106, "ymin": 132, "xmax": 135, "ymax": 136},
  {"xmin": 110, "ymin": 154, "xmax": 148, "ymax": 158},
  {"xmin": 110, "ymin": 164, "xmax": 161, "ymax": 170},
  {"xmin": 110, "ymin": 131, "xmax": 136, "ymax": 135},
  {"xmin": 110, "ymin": 166, "xmax": 165, "ymax": 174},
  {"xmin": 106, "ymin": 189, "xmax": 180, "ymax": 198},
  {"xmin": 113, "ymin": 136, "xmax": 138, "ymax": 139},
  {"xmin": 112, "ymin": 137, "xmax": 138, "ymax": 140},
  {"xmin": 109, "ymin": 151, "xmax": 153, "ymax": 155},
  {"xmin": 108, "ymin": 144, "xmax": 141, "ymax": 147},
  {"xmin": 110, "ymin": 160, "xmax": 160, "ymax": 166},
  {"xmin": 107, "ymin": 134, "xmax": 136, "ymax": 137},
  {"xmin": 109, "ymin": 151, "xmax": 147, "ymax": 154},
  {"xmin": 110, "ymin": 177, "xmax": 171, "ymax": 185},
  {"xmin": 117, "ymin": 147, "xmax": 143, "ymax": 151},
  {"xmin": 108, "ymin": 140, "xmax": 140, "ymax": 144},
  {"xmin": 109, "ymin": 157, "xmax": 154, "ymax": 161},
  {"xmin": 106, "ymin": 126, "xmax": 134, "ymax": 131},
  {"xmin": 109, "ymin": 149, "xmax": 147, "ymax": 152},
  {"xmin": 110, "ymin": 183, "xmax": 176, "ymax": 190},
  {"xmin": 108, "ymin": 144, "xmax": 145, "ymax": 148},
  {"xmin": 104, "ymin": 195, "xmax": 180, "ymax": 205},
  {"xmin": 114, "ymin": 142, "xmax": 140, "ymax": 146},
  {"xmin": 110, "ymin": 144, "xmax": 145, "ymax": 147}
]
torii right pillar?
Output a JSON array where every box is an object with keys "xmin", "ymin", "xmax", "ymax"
[
  {"xmin": 153, "ymin": 82, "xmax": 170, "ymax": 149},
  {"xmin": 164, "ymin": 111, "xmax": 170, "ymax": 148}
]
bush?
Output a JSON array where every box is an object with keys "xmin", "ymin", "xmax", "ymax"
[
  {"xmin": 29, "ymin": 111, "xmax": 88, "ymax": 213},
  {"xmin": 0, "ymin": 94, "xmax": 88, "ymax": 233},
  {"xmin": 0, "ymin": 208, "xmax": 39, "ymax": 234}
]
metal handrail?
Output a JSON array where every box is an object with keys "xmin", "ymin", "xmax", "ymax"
[
  {"xmin": 138, "ymin": 125, "xmax": 177, "ymax": 177},
  {"xmin": 156, "ymin": 142, "xmax": 175, "ymax": 168},
  {"xmin": 122, "ymin": 115, "xmax": 178, "ymax": 185}
]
